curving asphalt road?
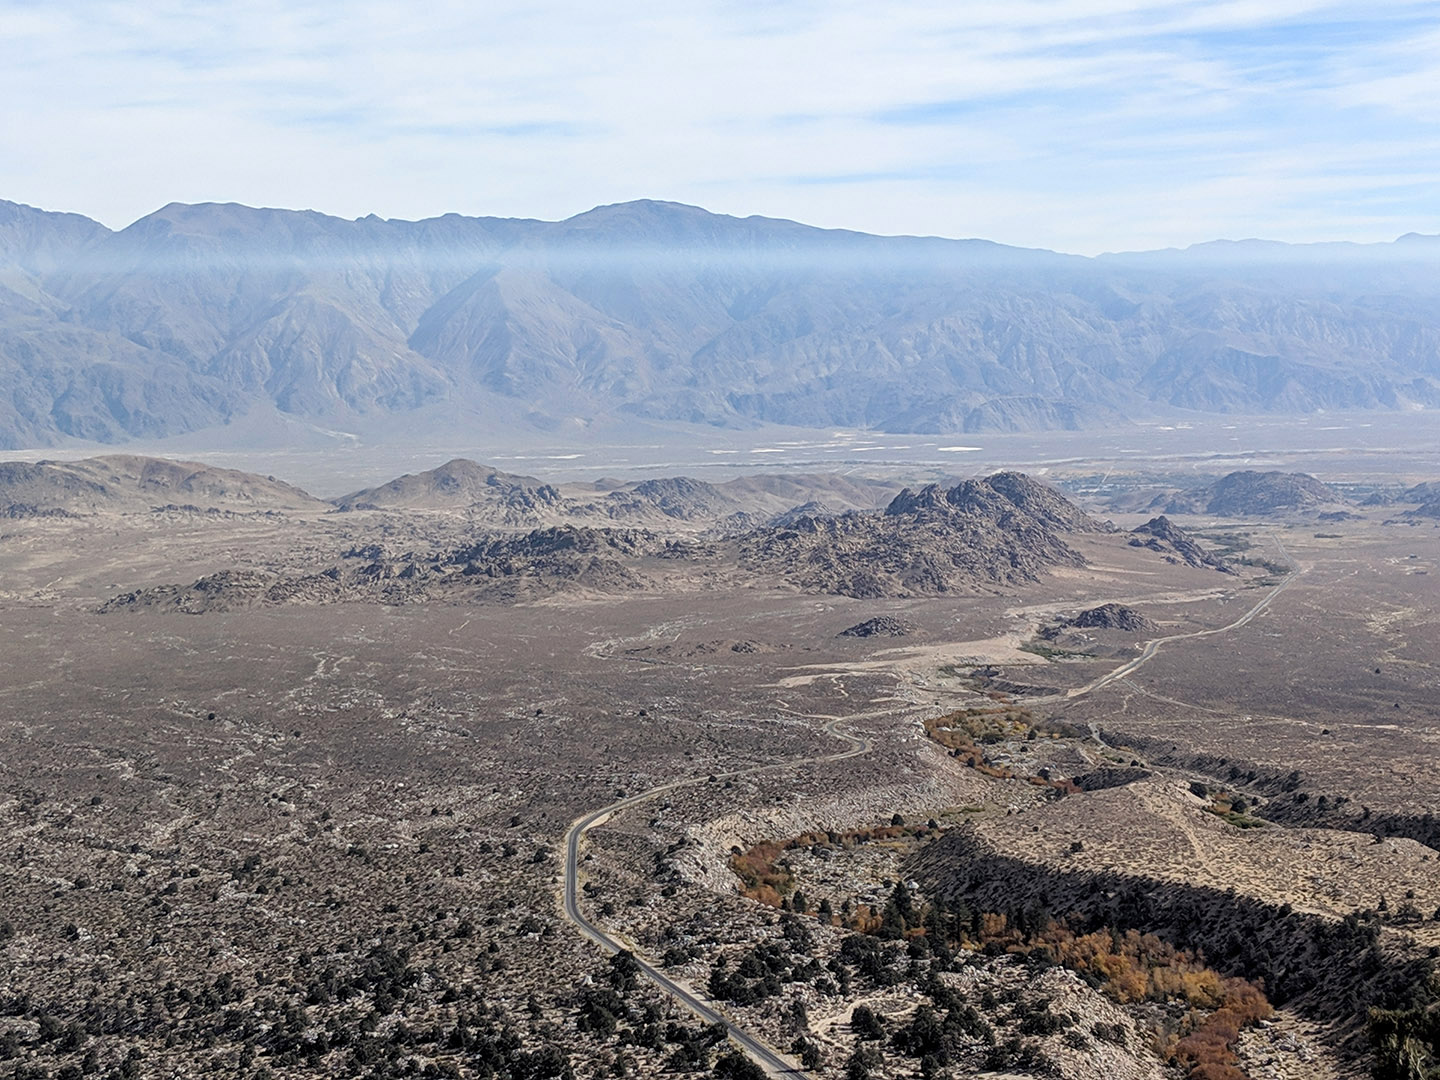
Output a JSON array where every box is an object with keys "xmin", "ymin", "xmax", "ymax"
[
  {"xmin": 558, "ymin": 538, "xmax": 1301, "ymax": 1073},
  {"xmin": 561, "ymin": 717, "xmax": 873, "ymax": 1078}
]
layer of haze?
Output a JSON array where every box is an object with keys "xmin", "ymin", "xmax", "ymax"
[{"xmin": 4, "ymin": 1, "xmax": 1440, "ymax": 253}]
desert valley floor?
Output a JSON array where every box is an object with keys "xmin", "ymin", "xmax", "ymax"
[{"xmin": 1, "ymin": 455, "xmax": 1438, "ymax": 1080}]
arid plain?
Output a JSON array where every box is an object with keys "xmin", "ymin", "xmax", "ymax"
[{"xmin": 1, "ymin": 455, "xmax": 1438, "ymax": 1080}]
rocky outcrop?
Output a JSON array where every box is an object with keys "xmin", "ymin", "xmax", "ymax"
[
  {"xmin": 99, "ymin": 526, "xmax": 668, "ymax": 613},
  {"xmin": 1165, "ymin": 471, "xmax": 1343, "ymax": 516},
  {"xmin": 100, "ymin": 570, "xmax": 280, "ymax": 614},
  {"xmin": 97, "ymin": 470, "xmax": 1215, "ymax": 611},
  {"xmin": 1065, "ymin": 603, "xmax": 1159, "ymax": 633},
  {"xmin": 979, "ymin": 471, "xmax": 1114, "ymax": 533},
  {"xmin": 837, "ymin": 616, "xmax": 916, "ymax": 638},
  {"xmin": 333, "ymin": 459, "xmax": 563, "ymax": 519},
  {"xmin": 1129, "ymin": 515, "xmax": 1234, "ymax": 572},
  {"xmin": 601, "ymin": 477, "xmax": 735, "ymax": 521},
  {"xmin": 333, "ymin": 460, "xmax": 898, "ymax": 532},
  {"xmin": 884, "ymin": 472, "xmax": 1110, "ymax": 534},
  {"xmin": 742, "ymin": 482, "xmax": 1088, "ymax": 599},
  {"xmin": 1402, "ymin": 481, "xmax": 1440, "ymax": 503},
  {"xmin": 0, "ymin": 503, "xmax": 80, "ymax": 519},
  {"xmin": 766, "ymin": 501, "xmax": 841, "ymax": 528}
]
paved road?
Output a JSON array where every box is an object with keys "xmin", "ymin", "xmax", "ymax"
[
  {"xmin": 561, "ymin": 717, "xmax": 874, "ymax": 1078},
  {"xmin": 558, "ymin": 539, "xmax": 1301, "ymax": 1072}
]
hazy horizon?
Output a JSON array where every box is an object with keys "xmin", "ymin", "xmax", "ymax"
[
  {"xmin": 6, "ymin": 2, "xmax": 1439, "ymax": 255},
  {"xmin": 9, "ymin": 193, "xmax": 1440, "ymax": 261}
]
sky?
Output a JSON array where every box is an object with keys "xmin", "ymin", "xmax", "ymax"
[{"xmin": 2, "ymin": 0, "xmax": 1438, "ymax": 254}]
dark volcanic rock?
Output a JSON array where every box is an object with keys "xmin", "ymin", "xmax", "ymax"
[
  {"xmin": 1129, "ymin": 516, "xmax": 1234, "ymax": 573},
  {"xmin": 837, "ymin": 616, "xmax": 916, "ymax": 638},
  {"xmin": 1069, "ymin": 766, "xmax": 1153, "ymax": 791},
  {"xmin": 1, "ymin": 503, "xmax": 80, "ymax": 519}
]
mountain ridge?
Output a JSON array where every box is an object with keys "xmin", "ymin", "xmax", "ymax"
[
  {"xmin": 0, "ymin": 453, "xmax": 324, "ymax": 514},
  {"xmin": 4, "ymin": 198, "xmax": 1440, "ymax": 449}
]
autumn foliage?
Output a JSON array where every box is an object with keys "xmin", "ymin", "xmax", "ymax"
[
  {"xmin": 729, "ymin": 824, "xmax": 938, "ymax": 906},
  {"xmin": 728, "ymin": 841, "xmax": 792, "ymax": 906},
  {"xmin": 732, "ymin": 819, "xmax": 1275, "ymax": 1080},
  {"xmin": 969, "ymin": 918, "xmax": 1273, "ymax": 1078},
  {"xmin": 922, "ymin": 709, "xmax": 1083, "ymax": 793}
]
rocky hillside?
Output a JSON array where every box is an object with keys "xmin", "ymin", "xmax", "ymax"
[
  {"xmin": 1403, "ymin": 481, "xmax": 1440, "ymax": 502},
  {"xmin": 98, "ymin": 470, "xmax": 1116, "ymax": 609},
  {"xmin": 0, "ymin": 455, "xmax": 323, "ymax": 515},
  {"xmin": 4, "ymin": 197, "xmax": 1440, "ymax": 448},
  {"xmin": 1163, "ymin": 471, "xmax": 1343, "ymax": 516},
  {"xmin": 1129, "ymin": 515, "xmax": 1234, "ymax": 572},
  {"xmin": 100, "ymin": 526, "xmax": 677, "ymax": 612},
  {"xmin": 333, "ymin": 457, "xmax": 899, "ymax": 530},
  {"xmin": 739, "ymin": 472, "xmax": 1101, "ymax": 598},
  {"xmin": 333, "ymin": 459, "xmax": 566, "ymax": 520}
]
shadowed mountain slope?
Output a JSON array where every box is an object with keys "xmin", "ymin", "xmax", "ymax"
[{"xmin": 5, "ymin": 197, "xmax": 1440, "ymax": 448}]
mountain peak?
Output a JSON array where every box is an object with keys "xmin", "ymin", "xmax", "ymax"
[{"xmin": 4, "ymin": 195, "xmax": 1440, "ymax": 451}]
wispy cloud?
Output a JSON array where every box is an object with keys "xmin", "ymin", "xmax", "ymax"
[{"xmin": 1, "ymin": 0, "xmax": 1437, "ymax": 252}]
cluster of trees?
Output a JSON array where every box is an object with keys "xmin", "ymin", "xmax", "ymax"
[
  {"xmin": 1369, "ymin": 999, "xmax": 1440, "ymax": 1080},
  {"xmin": 724, "ymin": 801, "xmax": 1440, "ymax": 1080},
  {"xmin": 0, "ymin": 922, "xmax": 588, "ymax": 1080},
  {"xmin": 921, "ymin": 708, "xmax": 1085, "ymax": 791},
  {"xmin": 729, "ymin": 826, "xmax": 941, "ymax": 908},
  {"xmin": 889, "ymin": 981, "xmax": 1004, "ymax": 1072},
  {"xmin": 573, "ymin": 952, "xmax": 762, "ymax": 1075},
  {"xmin": 854, "ymin": 885, "xmax": 1274, "ymax": 1078},
  {"xmin": 838, "ymin": 978, "xmax": 1082, "ymax": 1080},
  {"xmin": 704, "ymin": 917, "xmax": 826, "ymax": 1005},
  {"xmin": 940, "ymin": 834, "xmax": 1439, "ymax": 1035},
  {"xmin": 758, "ymin": 878, "xmax": 1278, "ymax": 1080}
]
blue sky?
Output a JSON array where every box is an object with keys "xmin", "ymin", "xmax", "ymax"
[{"xmin": 2, "ymin": 0, "xmax": 1438, "ymax": 253}]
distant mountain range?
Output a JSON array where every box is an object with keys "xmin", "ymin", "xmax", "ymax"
[{"xmin": 2, "ymin": 197, "xmax": 1439, "ymax": 449}]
